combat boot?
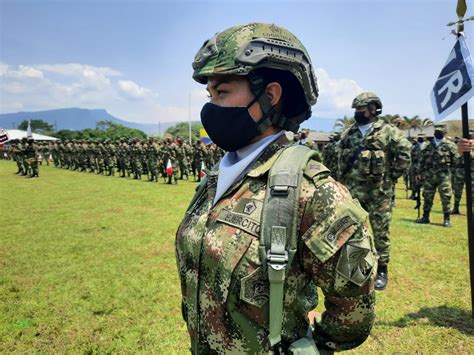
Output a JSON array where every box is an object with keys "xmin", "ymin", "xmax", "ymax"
[
  {"xmin": 443, "ymin": 212, "xmax": 451, "ymax": 227},
  {"xmin": 375, "ymin": 264, "xmax": 388, "ymax": 291},
  {"xmin": 451, "ymin": 202, "xmax": 460, "ymax": 215},
  {"xmin": 416, "ymin": 211, "xmax": 430, "ymax": 224}
]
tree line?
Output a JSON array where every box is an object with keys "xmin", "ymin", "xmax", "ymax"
[{"xmin": 14, "ymin": 119, "xmax": 205, "ymax": 141}]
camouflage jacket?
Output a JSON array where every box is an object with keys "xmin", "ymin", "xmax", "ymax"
[
  {"xmin": 337, "ymin": 119, "xmax": 411, "ymax": 192},
  {"xmin": 418, "ymin": 139, "xmax": 458, "ymax": 178},
  {"xmin": 175, "ymin": 136, "xmax": 376, "ymax": 354},
  {"xmin": 409, "ymin": 142, "xmax": 426, "ymax": 176},
  {"xmin": 322, "ymin": 141, "xmax": 339, "ymax": 178}
]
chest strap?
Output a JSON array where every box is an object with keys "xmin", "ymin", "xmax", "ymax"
[{"xmin": 260, "ymin": 145, "xmax": 321, "ymax": 348}]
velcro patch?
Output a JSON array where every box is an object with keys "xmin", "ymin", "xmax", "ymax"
[
  {"xmin": 325, "ymin": 215, "xmax": 355, "ymax": 244},
  {"xmin": 217, "ymin": 209, "xmax": 261, "ymax": 237},
  {"xmin": 336, "ymin": 241, "xmax": 375, "ymax": 287},
  {"xmin": 240, "ymin": 267, "xmax": 269, "ymax": 307}
]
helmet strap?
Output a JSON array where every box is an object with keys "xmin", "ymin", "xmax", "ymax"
[{"xmin": 248, "ymin": 71, "xmax": 311, "ymax": 134}]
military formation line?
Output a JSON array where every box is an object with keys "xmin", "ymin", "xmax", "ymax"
[{"xmin": 2, "ymin": 136, "xmax": 224, "ymax": 184}]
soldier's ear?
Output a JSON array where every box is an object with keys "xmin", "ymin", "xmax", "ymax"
[{"xmin": 265, "ymin": 82, "xmax": 283, "ymax": 107}]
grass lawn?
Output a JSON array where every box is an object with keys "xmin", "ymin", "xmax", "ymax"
[{"xmin": 1, "ymin": 160, "xmax": 473, "ymax": 353}]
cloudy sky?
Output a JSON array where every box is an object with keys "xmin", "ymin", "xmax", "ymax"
[{"xmin": 1, "ymin": 0, "xmax": 473, "ymax": 126}]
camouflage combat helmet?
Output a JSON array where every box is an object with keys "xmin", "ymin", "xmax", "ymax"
[
  {"xmin": 434, "ymin": 123, "xmax": 447, "ymax": 132},
  {"xmin": 192, "ymin": 22, "xmax": 319, "ymax": 133},
  {"xmin": 352, "ymin": 92, "xmax": 383, "ymax": 115}
]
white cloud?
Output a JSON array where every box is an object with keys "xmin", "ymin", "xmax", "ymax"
[
  {"xmin": 37, "ymin": 63, "xmax": 121, "ymax": 78},
  {"xmin": 118, "ymin": 80, "xmax": 153, "ymax": 100},
  {"xmin": 0, "ymin": 63, "xmax": 9, "ymax": 76},
  {"xmin": 18, "ymin": 65, "xmax": 44, "ymax": 78},
  {"xmin": 0, "ymin": 62, "xmax": 365, "ymax": 124},
  {"xmin": 0, "ymin": 62, "xmax": 158, "ymax": 119},
  {"xmin": 313, "ymin": 68, "xmax": 364, "ymax": 117}
]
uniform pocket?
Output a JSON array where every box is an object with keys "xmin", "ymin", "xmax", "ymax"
[
  {"xmin": 359, "ymin": 150, "xmax": 372, "ymax": 176},
  {"xmin": 371, "ymin": 150, "xmax": 385, "ymax": 176}
]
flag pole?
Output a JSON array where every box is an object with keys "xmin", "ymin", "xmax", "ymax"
[
  {"xmin": 455, "ymin": 0, "xmax": 474, "ymax": 316},
  {"xmin": 460, "ymin": 102, "xmax": 474, "ymax": 318}
]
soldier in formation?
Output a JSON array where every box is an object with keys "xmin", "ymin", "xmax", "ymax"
[
  {"xmin": 456, "ymin": 129, "xmax": 474, "ymax": 190},
  {"xmin": 451, "ymin": 137, "xmax": 465, "ymax": 215},
  {"xmin": 336, "ymin": 92, "xmax": 412, "ymax": 291},
  {"xmin": 8, "ymin": 137, "xmax": 39, "ymax": 177},
  {"xmin": 7, "ymin": 136, "xmax": 223, "ymax": 184},
  {"xmin": 416, "ymin": 123, "xmax": 459, "ymax": 227},
  {"xmin": 176, "ymin": 22, "xmax": 376, "ymax": 353},
  {"xmin": 408, "ymin": 134, "xmax": 427, "ymax": 201}
]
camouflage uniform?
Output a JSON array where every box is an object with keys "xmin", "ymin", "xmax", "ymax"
[
  {"xmin": 13, "ymin": 140, "xmax": 25, "ymax": 175},
  {"xmin": 104, "ymin": 140, "xmax": 116, "ymax": 176},
  {"xmin": 451, "ymin": 146, "xmax": 465, "ymax": 214},
  {"xmin": 338, "ymin": 94, "xmax": 411, "ymax": 291},
  {"xmin": 176, "ymin": 136, "xmax": 376, "ymax": 353},
  {"xmin": 417, "ymin": 124, "xmax": 458, "ymax": 225},
  {"xmin": 131, "ymin": 140, "xmax": 143, "ymax": 179},
  {"xmin": 146, "ymin": 138, "xmax": 161, "ymax": 182},
  {"xmin": 408, "ymin": 135, "xmax": 426, "ymax": 200},
  {"xmin": 162, "ymin": 137, "xmax": 178, "ymax": 184},
  {"xmin": 177, "ymin": 22, "xmax": 375, "ymax": 353},
  {"xmin": 322, "ymin": 133, "xmax": 340, "ymax": 179},
  {"xmin": 24, "ymin": 138, "xmax": 39, "ymax": 177},
  {"xmin": 337, "ymin": 117, "xmax": 411, "ymax": 267},
  {"xmin": 176, "ymin": 139, "xmax": 190, "ymax": 179},
  {"xmin": 192, "ymin": 141, "xmax": 205, "ymax": 182}
]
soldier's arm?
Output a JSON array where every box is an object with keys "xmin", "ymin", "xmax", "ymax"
[
  {"xmin": 300, "ymin": 175, "xmax": 376, "ymax": 351},
  {"xmin": 389, "ymin": 128, "xmax": 412, "ymax": 180}
]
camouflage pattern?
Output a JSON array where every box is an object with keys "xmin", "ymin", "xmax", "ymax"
[
  {"xmin": 24, "ymin": 139, "xmax": 39, "ymax": 177},
  {"xmin": 337, "ymin": 118, "xmax": 411, "ymax": 265},
  {"xmin": 418, "ymin": 138, "xmax": 458, "ymax": 214},
  {"xmin": 176, "ymin": 139, "xmax": 190, "ymax": 180},
  {"xmin": 162, "ymin": 137, "xmax": 178, "ymax": 183},
  {"xmin": 322, "ymin": 133, "xmax": 340, "ymax": 179},
  {"xmin": 192, "ymin": 141, "xmax": 206, "ymax": 181},
  {"xmin": 176, "ymin": 136, "xmax": 376, "ymax": 353},
  {"xmin": 146, "ymin": 138, "xmax": 161, "ymax": 182},
  {"xmin": 408, "ymin": 136, "xmax": 426, "ymax": 194},
  {"xmin": 451, "ymin": 150, "xmax": 465, "ymax": 207},
  {"xmin": 192, "ymin": 23, "xmax": 318, "ymax": 109},
  {"xmin": 351, "ymin": 92, "xmax": 382, "ymax": 109}
]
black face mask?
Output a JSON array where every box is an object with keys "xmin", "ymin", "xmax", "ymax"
[
  {"xmin": 434, "ymin": 132, "xmax": 444, "ymax": 140},
  {"xmin": 200, "ymin": 101, "xmax": 259, "ymax": 152},
  {"xmin": 354, "ymin": 111, "xmax": 370, "ymax": 125},
  {"xmin": 417, "ymin": 138, "xmax": 424, "ymax": 143}
]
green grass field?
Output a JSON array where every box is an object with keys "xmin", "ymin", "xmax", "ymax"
[{"xmin": 1, "ymin": 160, "xmax": 473, "ymax": 353}]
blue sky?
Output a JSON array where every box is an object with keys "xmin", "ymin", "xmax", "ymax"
[{"xmin": 1, "ymin": 0, "xmax": 473, "ymax": 128}]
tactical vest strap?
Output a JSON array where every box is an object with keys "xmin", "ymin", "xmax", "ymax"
[{"xmin": 260, "ymin": 145, "xmax": 320, "ymax": 348}]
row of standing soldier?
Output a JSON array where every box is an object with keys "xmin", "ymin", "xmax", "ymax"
[{"xmin": 4, "ymin": 135, "xmax": 225, "ymax": 184}]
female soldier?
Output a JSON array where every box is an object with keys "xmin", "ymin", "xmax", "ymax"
[{"xmin": 176, "ymin": 23, "xmax": 376, "ymax": 354}]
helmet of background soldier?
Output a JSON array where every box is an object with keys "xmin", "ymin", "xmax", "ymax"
[
  {"xmin": 434, "ymin": 123, "xmax": 447, "ymax": 133},
  {"xmin": 351, "ymin": 92, "xmax": 383, "ymax": 116},
  {"xmin": 192, "ymin": 22, "xmax": 319, "ymax": 133}
]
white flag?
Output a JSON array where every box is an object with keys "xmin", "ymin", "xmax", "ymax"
[{"xmin": 431, "ymin": 35, "xmax": 474, "ymax": 121}]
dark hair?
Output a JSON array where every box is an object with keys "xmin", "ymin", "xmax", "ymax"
[{"xmin": 252, "ymin": 68, "xmax": 308, "ymax": 119}]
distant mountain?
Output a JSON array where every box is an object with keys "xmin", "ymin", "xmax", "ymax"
[
  {"xmin": 0, "ymin": 108, "xmax": 183, "ymax": 135},
  {"xmin": 0, "ymin": 107, "xmax": 340, "ymax": 135}
]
